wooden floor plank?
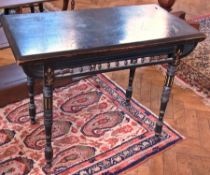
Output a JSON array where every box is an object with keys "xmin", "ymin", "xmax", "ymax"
[
  {"xmin": 184, "ymin": 109, "xmax": 200, "ymax": 140},
  {"xmin": 198, "ymin": 113, "xmax": 210, "ymax": 152},
  {"xmin": 139, "ymin": 73, "xmax": 152, "ymax": 109},
  {"xmin": 190, "ymin": 156, "xmax": 208, "ymax": 175},
  {"xmin": 149, "ymin": 155, "xmax": 164, "ymax": 175},
  {"xmin": 163, "ymin": 150, "xmax": 178, "ymax": 175},
  {"xmin": 150, "ymin": 79, "xmax": 161, "ymax": 115},
  {"xmin": 176, "ymin": 153, "xmax": 193, "ymax": 175}
]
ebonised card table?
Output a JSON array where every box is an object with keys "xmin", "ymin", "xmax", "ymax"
[{"xmin": 1, "ymin": 4, "xmax": 205, "ymax": 167}]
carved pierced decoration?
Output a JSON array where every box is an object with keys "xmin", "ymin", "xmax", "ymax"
[{"xmin": 54, "ymin": 55, "xmax": 171, "ymax": 78}]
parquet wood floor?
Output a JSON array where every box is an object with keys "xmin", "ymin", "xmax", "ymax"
[
  {"xmin": 51, "ymin": 0, "xmax": 210, "ymax": 18},
  {"xmin": 0, "ymin": 1, "xmax": 210, "ymax": 174}
]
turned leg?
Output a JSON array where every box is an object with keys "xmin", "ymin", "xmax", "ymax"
[
  {"xmin": 71, "ymin": 0, "xmax": 76, "ymax": 10},
  {"xmin": 63, "ymin": 0, "xmax": 69, "ymax": 10},
  {"xmin": 126, "ymin": 68, "xmax": 136, "ymax": 104},
  {"xmin": 43, "ymin": 65, "xmax": 54, "ymax": 167},
  {"xmin": 4, "ymin": 8, "xmax": 10, "ymax": 15},
  {"xmin": 38, "ymin": 3, "xmax": 44, "ymax": 12},
  {"xmin": 27, "ymin": 77, "xmax": 36, "ymax": 124},
  {"xmin": 30, "ymin": 5, "xmax": 35, "ymax": 13},
  {"xmin": 155, "ymin": 50, "xmax": 181, "ymax": 137}
]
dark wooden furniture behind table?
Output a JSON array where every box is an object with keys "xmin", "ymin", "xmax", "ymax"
[
  {"xmin": 0, "ymin": 63, "xmax": 72, "ymax": 107},
  {"xmin": 0, "ymin": 0, "xmax": 56, "ymax": 14},
  {"xmin": 0, "ymin": 0, "xmax": 75, "ymax": 13},
  {"xmin": 2, "ymin": 4, "xmax": 205, "ymax": 167},
  {"xmin": 0, "ymin": 0, "xmax": 75, "ymax": 106}
]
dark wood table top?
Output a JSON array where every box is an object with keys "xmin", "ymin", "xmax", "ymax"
[
  {"xmin": 0, "ymin": 0, "xmax": 54, "ymax": 9},
  {"xmin": 2, "ymin": 4, "xmax": 205, "ymax": 65}
]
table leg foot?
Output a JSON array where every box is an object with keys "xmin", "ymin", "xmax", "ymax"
[
  {"xmin": 27, "ymin": 77, "xmax": 36, "ymax": 124},
  {"xmin": 43, "ymin": 65, "xmax": 54, "ymax": 166},
  {"xmin": 45, "ymin": 146, "xmax": 53, "ymax": 167},
  {"xmin": 126, "ymin": 68, "xmax": 136, "ymax": 104},
  {"xmin": 30, "ymin": 120, "xmax": 36, "ymax": 125}
]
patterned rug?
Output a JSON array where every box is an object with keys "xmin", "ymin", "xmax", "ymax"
[
  {"xmin": 161, "ymin": 15, "xmax": 210, "ymax": 103},
  {"xmin": 0, "ymin": 74, "xmax": 183, "ymax": 175}
]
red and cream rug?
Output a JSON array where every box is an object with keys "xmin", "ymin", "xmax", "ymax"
[{"xmin": 0, "ymin": 74, "xmax": 183, "ymax": 175}]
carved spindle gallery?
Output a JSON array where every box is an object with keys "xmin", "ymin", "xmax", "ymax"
[
  {"xmin": 91, "ymin": 64, "xmax": 96, "ymax": 70},
  {"xmin": 69, "ymin": 68, "xmax": 73, "ymax": 73},
  {"xmin": 88, "ymin": 65, "xmax": 91, "ymax": 71},
  {"xmin": 133, "ymin": 59, "xmax": 137, "ymax": 64},
  {"xmin": 124, "ymin": 60, "xmax": 128, "ymax": 65},
  {"xmin": 107, "ymin": 62, "xmax": 110, "ymax": 68},
  {"xmin": 80, "ymin": 66, "xmax": 83, "ymax": 72},
  {"xmin": 115, "ymin": 61, "xmax": 119, "ymax": 67},
  {"xmin": 130, "ymin": 59, "xmax": 134, "ymax": 64}
]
